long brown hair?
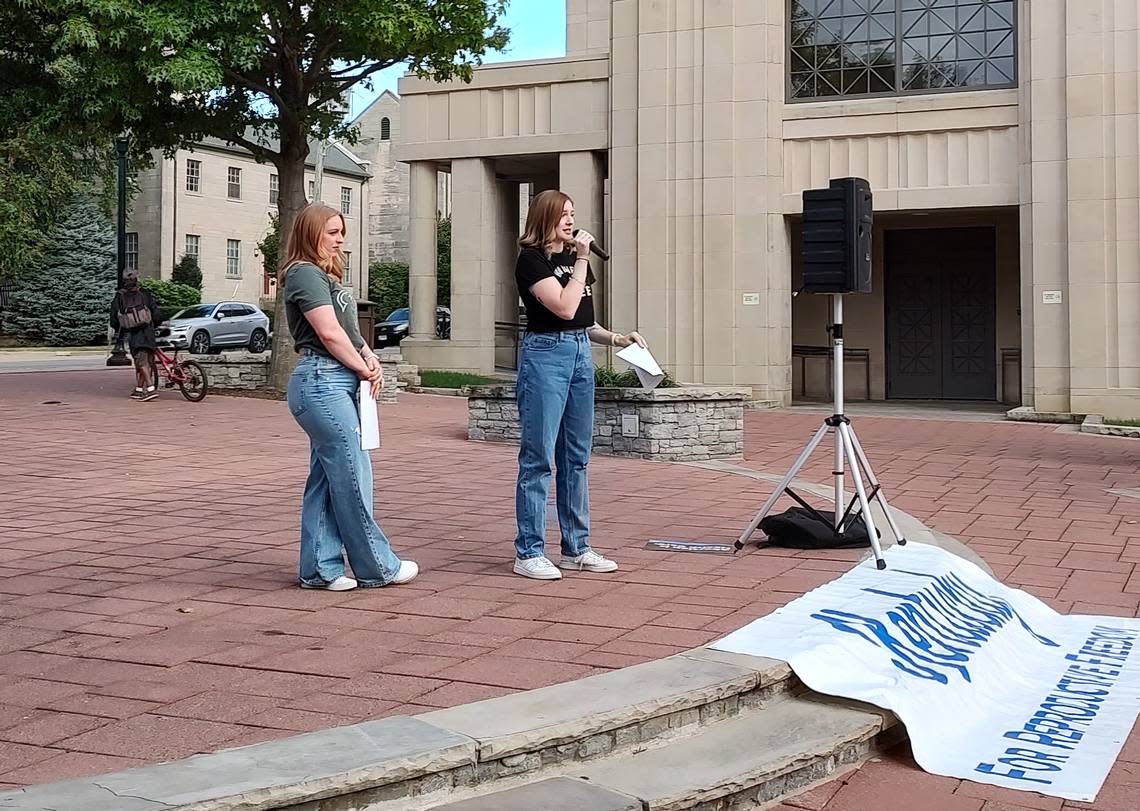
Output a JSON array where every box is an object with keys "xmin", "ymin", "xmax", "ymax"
[
  {"xmin": 519, "ymin": 190, "xmax": 572, "ymax": 252},
  {"xmin": 278, "ymin": 203, "xmax": 346, "ymax": 284}
]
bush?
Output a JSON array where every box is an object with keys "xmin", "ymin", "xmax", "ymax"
[
  {"xmin": 141, "ymin": 278, "xmax": 200, "ymax": 322},
  {"xmin": 367, "ymin": 261, "xmax": 409, "ymax": 319},
  {"xmin": 171, "ymin": 255, "xmax": 202, "ymax": 290},
  {"xmin": 1, "ymin": 193, "xmax": 116, "ymax": 346},
  {"xmin": 595, "ymin": 364, "xmax": 678, "ymax": 389}
]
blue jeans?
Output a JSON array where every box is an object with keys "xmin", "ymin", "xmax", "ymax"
[
  {"xmin": 287, "ymin": 353, "xmax": 402, "ymax": 586},
  {"xmin": 515, "ymin": 329, "xmax": 594, "ymax": 560}
]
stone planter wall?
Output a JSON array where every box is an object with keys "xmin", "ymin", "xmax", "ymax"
[
  {"xmin": 196, "ymin": 352, "xmax": 416, "ymax": 404},
  {"xmin": 467, "ymin": 385, "xmax": 751, "ymax": 461},
  {"xmin": 194, "ymin": 352, "xmax": 270, "ymax": 390}
]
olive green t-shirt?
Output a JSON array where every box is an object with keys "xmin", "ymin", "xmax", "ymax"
[{"xmin": 283, "ymin": 262, "xmax": 365, "ymax": 357}]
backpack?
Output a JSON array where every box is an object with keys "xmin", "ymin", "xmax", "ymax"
[{"xmin": 117, "ymin": 288, "xmax": 152, "ymax": 330}]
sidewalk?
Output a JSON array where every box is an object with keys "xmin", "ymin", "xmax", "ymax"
[{"xmin": 0, "ymin": 370, "xmax": 1137, "ymax": 810}]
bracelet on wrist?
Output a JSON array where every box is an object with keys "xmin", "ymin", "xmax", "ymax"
[{"xmin": 611, "ymin": 333, "xmax": 619, "ymax": 347}]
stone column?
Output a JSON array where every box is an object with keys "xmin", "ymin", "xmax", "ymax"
[
  {"xmin": 408, "ymin": 161, "xmax": 438, "ymax": 339},
  {"xmin": 1020, "ymin": 0, "xmax": 1140, "ymax": 417},
  {"xmin": 450, "ymin": 157, "xmax": 502, "ymax": 372},
  {"xmin": 566, "ymin": 0, "xmax": 612, "ymax": 56},
  {"xmin": 608, "ymin": 0, "xmax": 790, "ymax": 402},
  {"xmin": 495, "ymin": 181, "xmax": 521, "ymax": 369},
  {"xmin": 559, "ymin": 151, "xmax": 607, "ymax": 329}
]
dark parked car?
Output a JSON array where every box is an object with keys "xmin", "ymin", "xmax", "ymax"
[{"xmin": 375, "ymin": 306, "xmax": 451, "ymax": 347}]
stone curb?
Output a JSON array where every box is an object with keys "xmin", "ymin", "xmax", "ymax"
[
  {"xmin": 1080, "ymin": 414, "xmax": 1140, "ymax": 439},
  {"xmin": 0, "ymin": 654, "xmax": 794, "ymax": 811},
  {"xmin": 1005, "ymin": 405, "xmax": 1085, "ymax": 424}
]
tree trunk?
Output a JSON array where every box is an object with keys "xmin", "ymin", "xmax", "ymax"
[{"xmin": 268, "ymin": 150, "xmax": 309, "ymax": 391}]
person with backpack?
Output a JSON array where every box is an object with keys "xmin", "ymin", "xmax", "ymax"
[{"xmin": 110, "ymin": 271, "xmax": 162, "ymax": 401}]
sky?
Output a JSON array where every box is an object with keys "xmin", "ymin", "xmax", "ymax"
[{"xmin": 347, "ymin": 0, "xmax": 568, "ymax": 120}]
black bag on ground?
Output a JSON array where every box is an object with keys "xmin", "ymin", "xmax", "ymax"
[{"xmin": 759, "ymin": 507, "xmax": 873, "ymax": 549}]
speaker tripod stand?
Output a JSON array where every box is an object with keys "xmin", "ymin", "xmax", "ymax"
[{"xmin": 734, "ymin": 294, "xmax": 907, "ymax": 569}]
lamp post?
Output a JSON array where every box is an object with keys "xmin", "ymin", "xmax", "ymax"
[{"xmin": 106, "ymin": 136, "xmax": 132, "ymax": 366}]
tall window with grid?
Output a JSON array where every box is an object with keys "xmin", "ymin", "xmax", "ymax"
[
  {"xmin": 227, "ymin": 167, "xmax": 242, "ymax": 199},
  {"xmin": 308, "ymin": 179, "xmax": 315, "ymax": 201},
  {"xmin": 788, "ymin": 0, "xmax": 1016, "ymax": 101},
  {"xmin": 269, "ymin": 174, "xmax": 279, "ymax": 205},
  {"xmin": 125, "ymin": 233, "xmax": 139, "ymax": 272},
  {"xmin": 340, "ymin": 187, "xmax": 352, "ymax": 216},
  {"xmin": 185, "ymin": 234, "xmax": 200, "ymax": 261},
  {"xmin": 343, "ymin": 251, "xmax": 352, "ymax": 286},
  {"xmin": 185, "ymin": 160, "xmax": 202, "ymax": 193},
  {"xmin": 226, "ymin": 239, "xmax": 241, "ymax": 278}
]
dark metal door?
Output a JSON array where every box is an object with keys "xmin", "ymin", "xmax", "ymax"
[{"xmin": 886, "ymin": 228, "xmax": 996, "ymax": 400}]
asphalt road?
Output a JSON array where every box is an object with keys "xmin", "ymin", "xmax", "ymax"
[{"xmin": 0, "ymin": 351, "xmax": 120, "ymax": 374}]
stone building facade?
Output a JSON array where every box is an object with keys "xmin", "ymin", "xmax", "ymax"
[
  {"xmin": 127, "ymin": 139, "xmax": 370, "ymax": 304},
  {"xmin": 351, "ymin": 90, "xmax": 452, "ymax": 266},
  {"xmin": 393, "ymin": 0, "xmax": 1140, "ymax": 419}
]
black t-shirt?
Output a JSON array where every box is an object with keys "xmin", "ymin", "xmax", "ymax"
[{"xmin": 515, "ymin": 246, "xmax": 596, "ymax": 332}]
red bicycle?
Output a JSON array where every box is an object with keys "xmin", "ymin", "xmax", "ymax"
[{"xmin": 151, "ymin": 346, "xmax": 209, "ymax": 402}]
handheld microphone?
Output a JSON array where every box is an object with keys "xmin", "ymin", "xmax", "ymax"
[{"xmin": 572, "ymin": 229, "xmax": 610, "ymax": 262}]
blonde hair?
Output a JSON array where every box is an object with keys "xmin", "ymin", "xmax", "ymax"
[
  {"xmin": 519, "ymin": 190, "xmax": 572, "ymax": 252},
  {"xmin": 278, "ymin": 203, "xmax": 346, "ymax": 284}
]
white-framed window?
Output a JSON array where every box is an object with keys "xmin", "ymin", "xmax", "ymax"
[
  {"xmin": 185, "ymin": 159, "xmax": 201, "ymax": 193},
  {"xmin": 227, "ymin": 167, "xmax": 241, "ymax": 199},
  {"xmin": 184, "ymin": 234, "xmax": 200, "ymax": 260},
  {"xmin": 340, "ymin": 187, "xmax": 352, "ymax": 215},
  {"xmin": 343, "ymin": 251, "xmax": 352, "ymax": 285},
  {"xmin": 307, "ymin": 179, "xmax": 315, "ymax": 200},
  {"xmin": 226, "ymin": 239, "xmax": 241, "ymax": 278},
  {"xmin": 125, "ymin": 232, "xmax": 139, "ymax": 272},
  {"xmin": 269, "ymin": 174, "xmax": 279, "ymax": 205}
]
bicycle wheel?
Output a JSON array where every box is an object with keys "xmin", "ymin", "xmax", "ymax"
[{"xmin": 177, "ymin": 360, "xmax": 208, "ymax": 402}]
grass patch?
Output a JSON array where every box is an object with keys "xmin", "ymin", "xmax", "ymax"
[
  {"xmin": 594, "ymin": 365, "xmax": 679, "ymax": 388},
  {"xmin": 1105, "ymin": 417, "xmax": 1140, "ymax": 428},
  {"xmin": 420, "ymin": 370, "xmax": 496, "ymax": 388}
]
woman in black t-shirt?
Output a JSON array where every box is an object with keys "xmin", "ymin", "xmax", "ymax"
[{"xmin": 512, "ymin": 190, "xmax": 647, "ymax": 581}]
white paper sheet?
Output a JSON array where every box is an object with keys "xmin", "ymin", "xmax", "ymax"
[
  {"xmin": 359, "ymin": 381, "xmax": 380, "ymax": 450},
  {"xmin": 616, "ymin": 343, "xmax": 665, "ymax": 390}
]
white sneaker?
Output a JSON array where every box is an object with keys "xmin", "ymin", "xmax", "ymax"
[
  {"xmin": 391, "ymin": 560, "xmax": 419, "ymax": 585},
  {"xmin": 559, "ymin": 550, "xmax": 618, "ymax": 573},
  {"xmin": 301, "ymin": 575, "xmax": 357, "ymax": 591},
  {"xmin": 513, "ymin": 556, "xmax": 563, "ymax": 580}
]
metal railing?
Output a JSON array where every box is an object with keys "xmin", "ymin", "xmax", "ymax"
[{"xmin": 792, "ymin": 344, "xmax": 872, "ymax": 402}]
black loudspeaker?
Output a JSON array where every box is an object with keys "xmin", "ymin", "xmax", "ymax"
[{"xmin": 801, "ymin": 177, "xmax": 873, "ymax": 294}]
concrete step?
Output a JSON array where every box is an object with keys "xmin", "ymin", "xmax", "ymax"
[
  {"xmin": 0, "ymin": 650, "xmax": 796, "ymax": 811},
  {"xmin": 425, "ymin": 693, "xmax": 900, "ymax": 811}
]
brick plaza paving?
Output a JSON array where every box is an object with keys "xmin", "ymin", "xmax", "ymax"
[{"xmin": 1, "ymin": 369, "xmax": 1139, "ymax": 810}]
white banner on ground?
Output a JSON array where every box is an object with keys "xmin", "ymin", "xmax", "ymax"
[{"xmin": 710, "ymin": 542, "xmax": 1140, "ymax": 801}]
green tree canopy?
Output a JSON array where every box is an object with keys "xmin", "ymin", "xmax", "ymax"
[{"xmin": 4, "ymin": 0, "xmax": 509, "ymax": 386}]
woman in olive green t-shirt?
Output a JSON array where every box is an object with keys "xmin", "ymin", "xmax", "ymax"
[{"xmin": 278, "ymin": 203, "xmax": 418, "ymax": 591}]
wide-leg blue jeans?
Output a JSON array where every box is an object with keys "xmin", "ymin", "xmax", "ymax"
[
  {"xmin": 514, "ymin": 329, "xmax": 594, "ymax": 560},
  {"xmin": 287, "ymin": 353, "xmax": 402, "ymax": 586}
]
